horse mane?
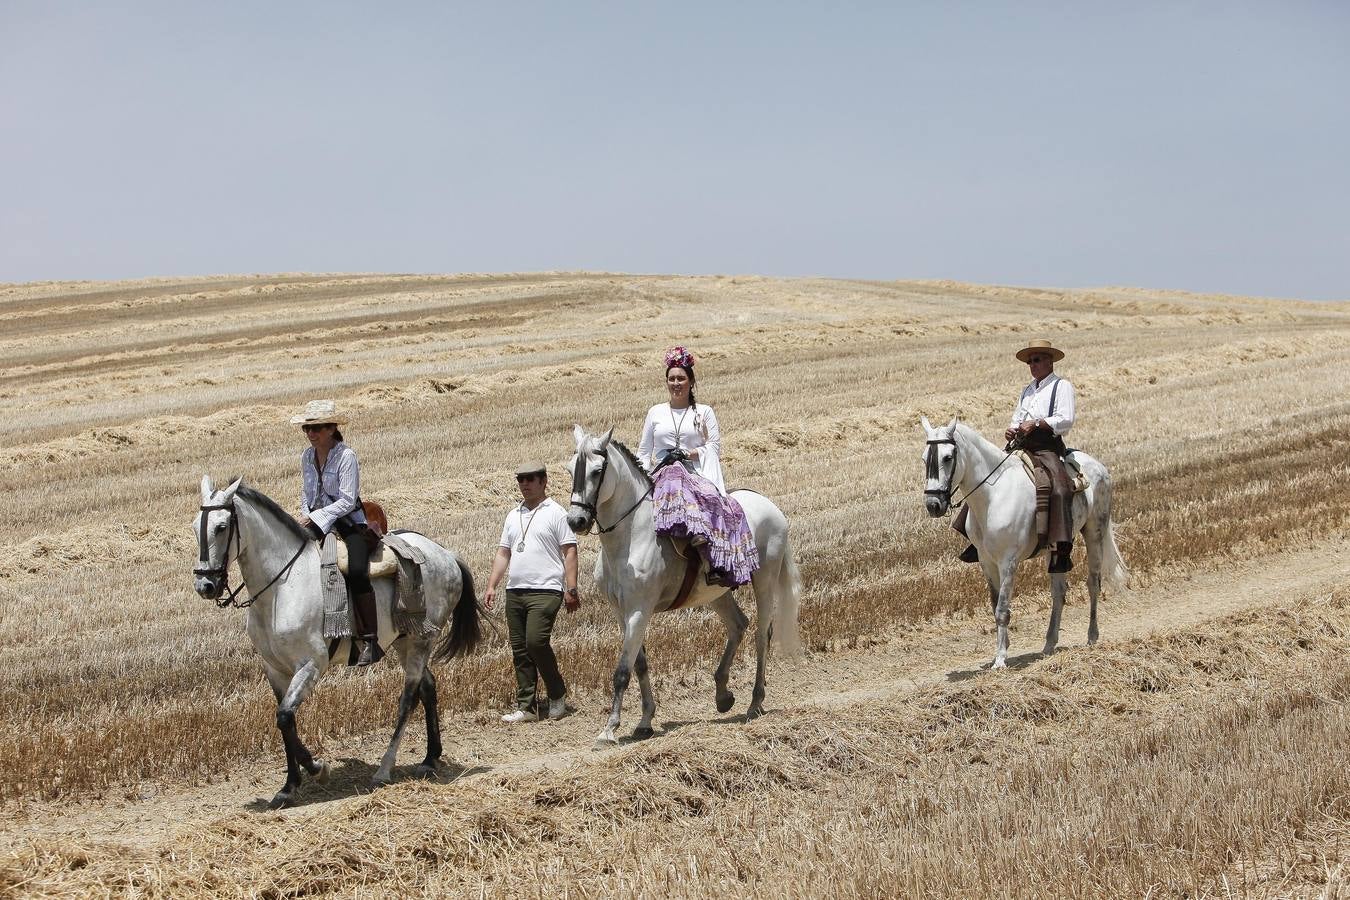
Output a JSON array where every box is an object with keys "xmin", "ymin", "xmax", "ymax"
[
  {"xmin": 235, "ymin": 485, "xmax": 312, "ymax": 542},
  {"xmin": 953, "ymin": 421, "xmax": 1002, "ymax": 457},
  {"xmin": 608, "ymin": 438, "xmax": 653, "ymax": 488}
]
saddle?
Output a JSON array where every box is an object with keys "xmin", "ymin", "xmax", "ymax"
[{"xmin": 319, "ymin": 518, "xmax": 435, "ymax": 641}]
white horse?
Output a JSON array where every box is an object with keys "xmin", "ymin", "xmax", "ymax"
[
  {"xmin": 567, "ymin": 426, "xmax": 803, "ymax": 748},
  {"xmin": 192, "ymin": 475, "xmax": 480, "ymax": 809},
  {"xmin": 920, "ymin": 417, "xmax": 1128, "ymax": 669}
]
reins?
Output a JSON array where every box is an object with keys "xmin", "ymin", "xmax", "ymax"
[
  {"xmin": 195, "ymin": 501, "xmax": 308, "ymax": 608},
  {"xmin": 925, "ymin": 434, "xmax": 1021, "ymax": 511}
]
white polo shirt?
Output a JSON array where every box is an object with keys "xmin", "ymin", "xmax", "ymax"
[{"xmin": 498, "ymin": 498, "xmax": 577, "ymax": 592}]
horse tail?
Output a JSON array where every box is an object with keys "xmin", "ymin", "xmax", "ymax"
[
  {"xmin": 434, "ymin": 558, "xmax": 482, "ymax": 661},
  {"xmin": 1091, "ymin": 470, "xmax": 1130, "ymax": 594},
  {"xmin": 1100, "ymin": 518, "xmax": 1130, "ymax": 594},
  {"xmin": 773, "ymin": 534, "xmax": 804, "ymax": 657}
]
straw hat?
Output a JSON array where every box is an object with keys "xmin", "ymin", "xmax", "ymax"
[
  {"xmin": 1015, "ymin": 339, "xmax": 1065, "ymax": 364},
  {"xmin": 290, "ymin": 399, "xmax": 349, "ymax": 426}
]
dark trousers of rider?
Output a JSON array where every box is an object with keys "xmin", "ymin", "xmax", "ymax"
[
  {"xmin": 334, "ymin": 519, "xmax": 377, "ymax": 635},
  {"xmin": 505, "ymin": 589, "xmax": 567, "ymax": 713},
  {"xmin": 1027, "ymin": 449, "xmax": 1074, "ymax": 547}
]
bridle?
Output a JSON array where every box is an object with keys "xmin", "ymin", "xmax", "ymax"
[
  {"xmin": 569, "ymin": 445, "xmax": 651, "ymax": 535},
  {"xmin": 924, "ymin": 435, "xmax": 1017, "ymax": 511},
  {"xmin": 193, "ymin": 500, "xmax": 307, "ymax": 608}
]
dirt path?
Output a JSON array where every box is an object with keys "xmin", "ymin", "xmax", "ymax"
[{"xmin": 8, "ymin": 537, "xmax": 1347, "ymax": 850}]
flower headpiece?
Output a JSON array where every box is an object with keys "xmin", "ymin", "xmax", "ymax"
[{"xmin": 664, "ymin": 346, "xmax": 695, "ymax": 370}]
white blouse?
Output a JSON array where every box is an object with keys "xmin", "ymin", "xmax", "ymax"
[{"xmin": 637, "ymin": 402, "xmax": 726, "ymax": 494}]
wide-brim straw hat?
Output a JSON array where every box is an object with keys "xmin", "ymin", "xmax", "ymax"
[
  {"xmin": 1015, "ymin": 339, "xmax": 1066, "ymax": 363},
  {"xmin": 290, "ymin": 399, "xmax": 349, "ymax": 426}
]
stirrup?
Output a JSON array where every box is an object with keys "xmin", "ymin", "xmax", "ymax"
[{"xmin": 356, "ymin": 638, "xmax": 385, "ymax": 667}]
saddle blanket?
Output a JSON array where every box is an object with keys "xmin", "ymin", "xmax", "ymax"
[{"xmin": 321, "ymin": 531, "xmax": 434, "ymax": 639}]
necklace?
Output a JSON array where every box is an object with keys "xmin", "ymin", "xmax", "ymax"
[
  {"xmin": 516, "ymin": 502, "xmax": 541, "ymax": 553},
  {"xmin": 669, "ymin": 403, "xmax": 691, "ymax": 450}
]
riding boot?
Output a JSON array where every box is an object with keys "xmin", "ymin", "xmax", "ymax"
[
  {"xmin": 353, "ymin": 591, "xmax": 384, "ymax": 666},
  {"xmin": 1048, "ymin": 542, "xmax": 1074, "ymax": 574}
]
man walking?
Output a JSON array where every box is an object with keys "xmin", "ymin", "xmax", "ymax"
[{"xmin": 485, "ymin": 462, "xmax": 581, "ymax": 723}]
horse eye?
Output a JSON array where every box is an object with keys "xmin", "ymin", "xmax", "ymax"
[{"xmin": 214, "ymin": 522, "xmax": 227, "ymax": 533}]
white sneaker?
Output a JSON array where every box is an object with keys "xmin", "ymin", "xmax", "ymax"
[
  {"xmin": 500, "ymin": 709, "xmax": 537, "ymax": 724},
  {"xmin": 547, "ymin": 698, "xmax": 575, "ymax": 720}
]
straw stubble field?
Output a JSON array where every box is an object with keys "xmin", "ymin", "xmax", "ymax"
[{"xmin": 1, "ymin": 273, "xmax": 1348, "ymax": 897}]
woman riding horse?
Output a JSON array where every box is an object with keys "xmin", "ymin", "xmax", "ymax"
[
  {"xmin": 292, "ymin": 399, "xmax": 383, "ymax": 666},
  {"xmin": 637, "ymin": 346, "xmax": 758, "ymax": 587}
]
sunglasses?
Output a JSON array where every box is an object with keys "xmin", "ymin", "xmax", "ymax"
[
  {"xmin": 1026, "ymin": 356, "xmax": 1048, "ymax": 364},
  {"xmin": 516, "ymin": 473, "xmax": 542, "ymax": 483},
  {"xmin": 301, "ymin": 424, "xmax": 332, "ymax": 433}
]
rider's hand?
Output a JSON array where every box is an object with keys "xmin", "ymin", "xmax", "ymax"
[
  {"xmin": 297, "ymin": 514, "xmax": 312, "ymax": 527},
  {"xmin": 1004, "ymin": 428, "xmax": 1018, "ymax": 443},
  {"xmin": 1019, "ymin": 420, "xmax": 1039, "ymax": 435}
]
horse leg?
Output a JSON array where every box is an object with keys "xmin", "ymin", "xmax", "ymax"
[
  {"xmin": 1084, "ymin": 525, "xmax": 1104, "ymax": 646},
  {"xmin": 710, "ymin": 592, "xmax": 748, "ymax": 713},
  {"xmin": 632, "ymin": 646, "xmax": 656, "ymax": 739},
  {"xmin": 1044, "ymin": 574, "xmax": 1067, "ymax": 656},
  {"xmin": 992, "ymin": 562, "xmax": 1016, "ymax": 669},
  {"xmin": 372, "ymin": 642, "xmax": 430, "ymax": 787},
  {"xmin": 269, "ymin": 659, "xmax": 326, "ymax": 809},
  {"xmin": 747, "ymin": 568, "xmax": 777, "ymax": 719},
  {"xmin": 415, "ymin": 667, "xmax": 442, "ymax": 778},
  {"xmin": 596, "ymin": 608, "xmax": 650, "ymax": 749}
]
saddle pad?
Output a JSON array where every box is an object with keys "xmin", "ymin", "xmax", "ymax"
[
  {"xmin": 383, "ymin": 530, "xmax": 436, "ymax": 637},
  {"xmin": 1017, "ymin": 449, "xmax": 1090, "ymax": 493},
  {"xmin": 320, "ymin": 534, "xmax": 353, "ymax": 639},
  {"xmin": 335, "ymin": 540, "xmax": 398, "ymax": 579}
]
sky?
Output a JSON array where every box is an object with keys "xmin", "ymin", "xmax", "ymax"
[{"xmin": 2, "ymin": 2, "xmax": 1347, "ymax": 299}]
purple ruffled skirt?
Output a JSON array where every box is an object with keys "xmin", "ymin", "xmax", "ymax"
[{"xmin": 652, "ymin": 465, "xmax": 760, "ymax": 587}]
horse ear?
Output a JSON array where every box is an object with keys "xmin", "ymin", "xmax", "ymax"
[
  {"xmin": 221, "ymin": 477, "xmax": 242, "ymax": 503},
  {"xmin": 946, "ymin": 416, "xmax": 958, "ymax": 432},
  {"xmin": 598, "ymin": 426, "xmax": 614, "ymax": 451},
  {"xmin": 919, "ymin": 415, "xmax": 933, "ymax": 433},
  {"xmin": 200, "ymin": 474, "xmax": 215, "ymax": 502},
  {"xmin": 572, "ymin": 423, "xmax": 587, "ymax": 447}
]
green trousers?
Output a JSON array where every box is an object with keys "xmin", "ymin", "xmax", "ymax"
[{"xmin": 505, "ymin": 589, "xmax": 567, "ymax": 712}]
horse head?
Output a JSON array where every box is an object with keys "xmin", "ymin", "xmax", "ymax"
[
  {"xmin": 193, "ymin": 474, "xmax": 243, "ymax": 600},
  {"xmin": 919, "ymin": 415, "xmax": 960, "ymax": 517},
  {"xmin": 567, "ymin": 424, "xmax": 615, "ymax": 533}
]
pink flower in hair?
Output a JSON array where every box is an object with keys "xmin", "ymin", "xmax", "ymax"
[{"xmin": 664, "ymin": 346, "xmax": 695, "ymax": 369}]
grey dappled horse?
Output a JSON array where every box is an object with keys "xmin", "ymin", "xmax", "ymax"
[
  {"xmin": 567, "ymin": 426, "xmax": 803, "ymax": 748},
  {"xmin": 192, "ymin": 476, "xmax": 480, "ymax": 808},
  {"xmin": 920, "ymin": 417, "xmax": 1129, "ymax": 669}
]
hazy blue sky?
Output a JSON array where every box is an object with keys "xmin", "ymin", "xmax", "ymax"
[{"xmin": 3, "ymin": 2, "xmax": 1347, "ymax": 298}]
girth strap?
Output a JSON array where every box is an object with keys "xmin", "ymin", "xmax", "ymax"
[{"xmin": 668, "ymin": 551, "xmax": 701, "ymax": 611}]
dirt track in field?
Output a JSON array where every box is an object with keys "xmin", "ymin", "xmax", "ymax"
[{"xmin": 8, "ymin": 535, "xmax": 1343, "ymax": 854}]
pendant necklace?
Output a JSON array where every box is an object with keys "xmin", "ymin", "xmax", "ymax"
[
  {"xmin": 516, "ymin": 503, "xmax": 540, "ymax": 553},
  {"xmin": 670, "ymin": 403, "xmax": 691, "ymax": 452}
]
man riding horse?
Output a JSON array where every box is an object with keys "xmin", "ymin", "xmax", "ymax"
[{"xmin": 955, "ymin": 339, "xmax": 1077, "ymax": 573}]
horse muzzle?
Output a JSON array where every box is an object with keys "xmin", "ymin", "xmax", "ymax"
[
  {"xmin": 194, "ymin": 574, "xmax": 225, "ymax": 600},
  {"xmin": 923, "ymin": 491, "xmax": 950, "ymax": 517},
  {"xmin": 566, "ymin": 510, "xmax": 592, "ymax": 534}
]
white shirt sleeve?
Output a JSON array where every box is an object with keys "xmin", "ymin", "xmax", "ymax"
[
  {"xmin": 1045, "ymin": 379, "xmax": 1075, "ymax": 435},
  {"xmin": 554, "ymin": 507, "xmax": 578, "ymax": 546},
  {"xmin": 697, "ymin": 405, "xmax": 720, "ymax": 458},
  {"xmin": 499, "ymin": 514, "xmax": 514, "ymax": 551},
  {"xmin": 637, "ymin": 405, "xmax": 659, "ymax": 470}
]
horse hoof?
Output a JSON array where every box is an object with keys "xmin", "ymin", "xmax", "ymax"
[
  {"xmin": 746, "ymin": 705, "xmax": 764, "ymax": 721},
  {"xmin": 413, "ymin": 763, "xmax": 437, "ymax": 780},
  {"xmin": 370, "ymin": 774, "xmax": 392, "ymax": 790},
  {"xmin": 1041, "ymin": 645, "xmax": 1057, "ymax": 657},
  {"xmin": 991, "ymin": 659, "xmax": 1008, "ymax": 670},
  {"xmin": 311, "ymin": 761, "xmax": 330, "ymax": 784},
  {"xmin": 716, "ymin": 693, "xmax": 735, "ymax": 714},
  {"xmin": 592, "ymin": 738, "xmax": 619, "ymax": 752},
  {"xmin": 268, "ymin": 792, "xmax": 293, "ymax": 811},
  {"xmin": 632, "ymin": 726, "xmax": 654, "ymax": 740}
]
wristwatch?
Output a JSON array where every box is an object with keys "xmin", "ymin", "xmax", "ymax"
[{"xmin": 565, "ymin": 587, "xmax": 579, "ymax": 597}]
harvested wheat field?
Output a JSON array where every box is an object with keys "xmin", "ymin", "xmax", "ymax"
[{"xmin": 1, "ymin": 273, "xmax": 1348, "ymax": 898}]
